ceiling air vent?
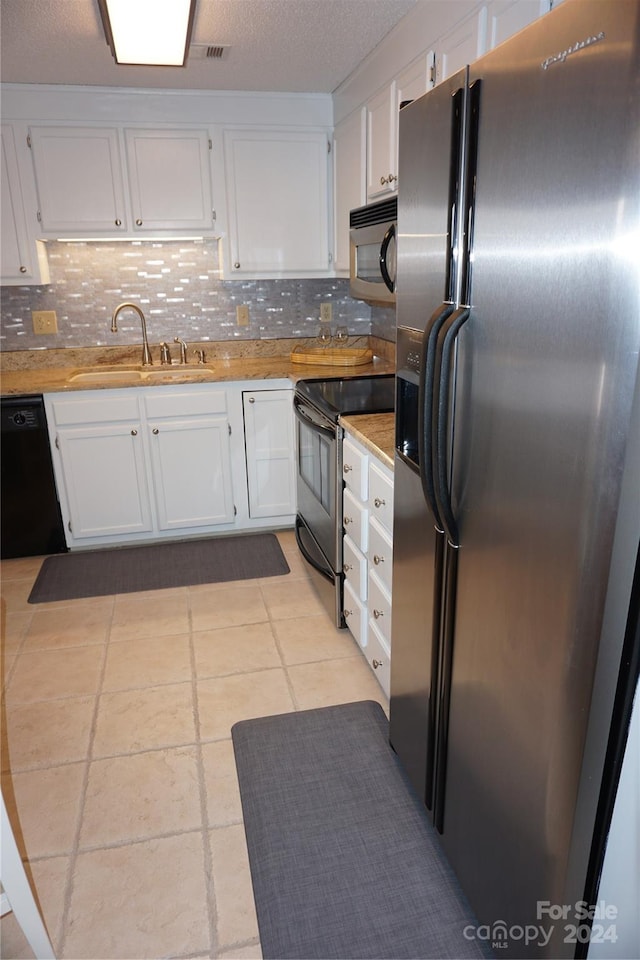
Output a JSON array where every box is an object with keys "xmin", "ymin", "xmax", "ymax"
[{"xmin": 190, "ymin": 44, "xmax": 230, "ymax": 61}]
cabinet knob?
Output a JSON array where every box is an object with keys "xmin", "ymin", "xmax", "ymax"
[
  {"xmin": 343, "ymin": 463, "xmax": 352, "ymax": 473},
  {"xmin": 19, "ymin": 265, "xmax": 27, "ymax": 273},
  {"xmin": 248, "ymin": 397, "xmax": 255, "ymax": 403},
  {"xmin": 344, "ymin": 609, "xmax": 353, "ymax": 618},
  {"xmin": 373, "ymin": 554, "xmax": 384, "ymax": 565},
  {"xmin": 374, "ymin": 497, "xmax": 386, "ymax": 508},
  {"xmin": 115, "ymin": 218, "xmax": 122, "ymax": 227},
  {"xmin": 373, "ymin": 608, "xmax": 384, "ymax": 619},
  {"xmin": 131, "ymin": 429, "xmax": 138, "ymax": 436},
  {"xmin": 152, "ymin": 427, "xmax": 159, "ymax": 435},
  {"xmin": 234, "ymin": 262, "xmax": 241, "ymax": 269},
  {"xmin": 343, "ymin": 562, "xmax": 351, "ymax": 573},
  {"xmin": 372, "ymin": 658, "xmax": 384, "ymax": 669},
  {"xmin": 389, "ymin": 174, "xmax": 398, "ymax": 183},
  {"xmin": 136, "ymin": 218, "xmax": 143, "ymax": 226},
  {"xmin": 344, "ymin": 516, "xmax": 352, "ymax": 525},
  {"xmin": 380, "ymin": 175, "xmax": 388, "ymax": 185}
]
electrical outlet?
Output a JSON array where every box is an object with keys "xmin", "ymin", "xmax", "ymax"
[
  {"xmin": 320, "ymin": 302, "xmax": 332, "ymax": 323},
  {"xmin": 236, "ymin": 304, "xmax": 249, "ymax": 326},
  {"xmin": 32, "ymin": 310, "xmax": 58, "ymax": 335}
]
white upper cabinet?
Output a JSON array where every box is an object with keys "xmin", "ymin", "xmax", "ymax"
[
  {"xmin": 1, "ymin": 124, "xmax": 49, "ymax": 285},
  {"xmin": 28, "ymin": 125, "xmax": 214, "ymax": 237},
  {"xmin": 124, "ymin": 128, "xmax": 214, "ymax": 232},
  {"xmin": 485, "ymin": 0, "xmax": 551, "ymax": 49},
  {"xmin": 435, "ymin": 8, "xmax": 487, "ymax": 84},
  {"xmin": 29, "ymin": 126, "xmax": 128, "ymax": 234},
  {"xmin": 333, "ymin": 108, "xmax": 365, "ymax": 274},
  {"xmin": 366, "ymin": 83, "xmax": 398, "ymax": 202},
  {"xmin": 223, "ymin": 129, "xmax": 330, "ymax": 277}
]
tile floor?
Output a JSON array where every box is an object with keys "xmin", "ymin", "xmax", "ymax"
[{"xmin": 0, "ymin": 530, "xmax": 388, "ymax": 959}]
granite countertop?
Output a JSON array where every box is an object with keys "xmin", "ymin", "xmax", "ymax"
[
  {"xmin": 0, "ymin": 339, "xmax": 395, "ymax": 397},
  {"xmin": 341, "ymin": 413, "xmax": 396, "ymax": 471}
]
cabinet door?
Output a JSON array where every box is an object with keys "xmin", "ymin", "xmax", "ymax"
[
  {"xmin": 333, "ymin": 109, "xmax": 365, "ymax": 273},
  {"xmin": 243, "ymin": 389, "xmax": 296, "ymax": 519},
  {"xmin": 366, "ymin": 84, "xmax": 397, "ymax": 201},
  {"xmin": 124, "ymin": 128, "xmax": 213, "ymax": 231},
  {"xmin": 436, "ymin": 9, "xmax": 487, "ymax": 84},
  {"xmin": 29, "ymin": 126, "xmax": 127, "ymax": 234},
  {"xmin": 148, "ymin": 416, "xmax": 235, "ymax": 530},
  {"xmin": 1, "ymin": 125, "xmax": 49, "ymax": 284},
  {"xmin": 57, "ymin": 423, "xmax": 152, "ymax": 539},
  {"xmin": 486, "ymin": 0, "xmax": 549, "ymax": 49},
  {"xmin": 393, "ymin": 55, "xmax": 433, "ymax": 193},
  {"xmin": 224, "ymin": 129, "xmax": 329, "ymax": 275}
]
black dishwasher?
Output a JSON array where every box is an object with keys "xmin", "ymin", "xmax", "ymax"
[{"xmin": 1, "ymin": 395, "xmax": 67, "ymax": 559}]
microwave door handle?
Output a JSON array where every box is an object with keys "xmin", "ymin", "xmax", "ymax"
[{"xmin": 379, "ymin": 223, "xmax": 396, "ymax": 293}]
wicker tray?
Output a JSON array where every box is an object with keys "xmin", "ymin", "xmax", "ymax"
[{"xmin": 290, "ymin": 346, "xmax": 373, "ymax": 366}]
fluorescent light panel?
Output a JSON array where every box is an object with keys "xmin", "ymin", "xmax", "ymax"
[{"xmin": 101, "ymin": 0, "xmax": 195, "ymax": 66}]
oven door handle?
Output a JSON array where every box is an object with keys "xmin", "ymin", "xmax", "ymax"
[
  {"xmin": 295, "ymin": 517, "xmax": 335, "ymax": 583},
  {"xmin": 293, "ymin": 395, "xmax": 336, "ymax": 440}
]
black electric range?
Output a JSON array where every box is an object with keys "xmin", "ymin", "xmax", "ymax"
[{"xmin": 294, "ymin": 374, "xmax": 395, "ymax": 423}]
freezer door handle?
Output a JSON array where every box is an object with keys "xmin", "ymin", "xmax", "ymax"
[
  {"xmin": 419, "ymin": 301, "xmax": 455, "ymax": 531},
  {"xmin": 434, "ymin": 306, "xmax": 471, "ymax": 547},
  {"xmin": 460, "ymin": 79, "xmax": 481, "ymax": 306}
]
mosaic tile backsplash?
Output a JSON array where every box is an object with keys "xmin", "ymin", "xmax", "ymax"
[{"xmin": 0, "ymin": 239, "xmax": 396, "ymax": 351}]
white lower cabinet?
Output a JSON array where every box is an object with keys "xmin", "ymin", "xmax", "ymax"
[
  {"xmin": 242, "ymin": 389, "xmax": 296, "ymax": 519},
  {"xmin": 45, "ymin": 380, "xmax": 294, "ymax": 550},
  {"xmin": 342, "ymin": 428, "xmax": 394, "ymax": 696}
]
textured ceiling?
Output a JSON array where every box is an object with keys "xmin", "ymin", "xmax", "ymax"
[{"xmin": 0, "ymin": 0, "xmax": 417, "ymax": 93}]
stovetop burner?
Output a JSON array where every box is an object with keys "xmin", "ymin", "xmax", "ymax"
[{"xmin": 295, "ymin": 374, "xmax": 395, "ymax": 423}]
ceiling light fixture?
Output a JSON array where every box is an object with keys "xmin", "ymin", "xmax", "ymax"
[{"xmin": 98, "ymin": 0, "xmax": 196, "ymax": 66}]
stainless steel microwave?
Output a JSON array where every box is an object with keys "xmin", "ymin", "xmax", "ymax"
[{"xmin": 349, "ymin": 196, "xmax": 397, "ymax": 306}]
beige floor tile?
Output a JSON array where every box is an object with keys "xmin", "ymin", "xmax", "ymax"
[
  {"xmin": 197, "ymin": 669, "xmax": 294, "ymax": 742},
  {"xmin": 0, "ymin": 579, "xmax": 36, "ymax": 613},
  {"xmin": 5, "ymin": 696, "xmax": 95, "ymax": 770},
  {"xmin": 6, "ymin": 645, "xmax": 104, "ymax": 704},
  {"xmin": 0, "ymin": 912, "xmax": 34, "ymax": 960},
  {"xmin": 22, "ymin": 599, "xmax": 113, "ymax": 651},
  {"xmin": 93, "ymin": 682, "xmax": 196, "ymax": 757},
  {"xmin": 190, "ymin": 582, "xmax": 269, "ymax": 631},
  {"xmin": 1, "ymin": 610, "xmax": 33, "ymax": 655},
  {"xmin": 201, "ymin": 739, "xmax": 242, "ymax": 827},
  {"xmin": 5, "ymin": 763, "xmax": 85, "ymax": 859},
  {"xmin": 217, "ymin": 944, "xmax": 263, "ymax": 960},
  {"xmin": 273, "ymin": 615, "xmax": 360, "ymax": 665},
  {"xmin": 110, "ymin": 591, "xmax": 189, "ymax": 641},
  {"xmin": 209, "ymin": 824, "xmax": 259, "ymax": 948},
  {"xmin": 287, "ymin": 655, "xmax": 389, "ymax": 712},
  {"xmin": 80, "ymin": 746, "xmax": 202, "ymax": 848},
  {"xmin": 64, "ymin": 832, "xmax": 210, "ymax": 959},
  {"xmin": 0, "ymin": 555, "xmax": 44, "ymax": 582},
  {"xmin": 193, "ymin": 623, "xmax": 281, "ymax": 679},
  {"xmin": 102, "ymin": 633, "xmax": 192, "ymax": 691},
  {"xmin": 260, "ymin": 577, "xmax": 326, "ymax": 620},
  {"xmin": 29, "ymin": 855, "xmax": 71, "ymax": 953}
]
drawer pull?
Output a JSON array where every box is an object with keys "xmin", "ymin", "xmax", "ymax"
[
  {"xmin": 373, "ymin": 554, "xmax": 384, "ymax": 565},
  {"xmin": 373, "ymin": 608, "xmax": 384, "ymax": 619},
  {"xmin": 372, "ymin": 658, "xmax": 384, "ymax": 669},
  {"xmin": 374, "ymin": 497, "xmax": 386, "ymax": 508},
  {"xmin": 152, "ymin": 427, "xmax": 159, "ymax": 435},
  {"xmin": 343, "ymin": 562, "xmax": 351, "ymax": 573},
  {"xmin": 344, "ymin": 609, "xmax": 353, "ymax": 618},
  {"xmin": 344, "ymin": 516, "xmax": 352, "ymax": 525},
  {"xmin": 343, "ymin": 463, "xmax": 352, "ymax": 473},
  {"xmin": 130, "ymin": 429, "xmax": 138, "ymax": 436}
]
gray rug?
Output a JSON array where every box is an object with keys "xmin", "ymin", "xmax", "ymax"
[
  {"xmin": 232, "ymin": 700, "xmax": 492, "ymax": 960},
  {"xmin": 28, "ymin": 533, "xmax": 289, "ymax": 603}
]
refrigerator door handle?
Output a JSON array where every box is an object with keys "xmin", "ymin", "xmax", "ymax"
[
  {"xmin": 419, "ymin": 302, "xmax": 455, "ymax": 532},
  {"xmin": 433, "ymin": 306, "xmax": 471, "ymax": 547},
  {"xmin": 460, "ymin": 79, "xmax": 481, "ymax": 306}
]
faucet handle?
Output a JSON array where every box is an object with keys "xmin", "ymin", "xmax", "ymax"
[
  {"xmin": 194, "ymin": 348, "xmax": 206, "ymax": 364},
  {"xmin": 160, "ymin": 342, "xmax": 172, "ymax": 365},
  {"xmin": 174, "ymin": 337, "xmax": 188, "ymax": 364}
]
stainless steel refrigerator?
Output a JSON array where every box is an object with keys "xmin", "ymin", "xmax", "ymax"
[{"xmin": 389, "ymin": 1, "xmax": 640, "ymax": 957}]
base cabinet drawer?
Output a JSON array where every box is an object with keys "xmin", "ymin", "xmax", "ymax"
[
  {"xmin": 343, "ymin": 488, "xmax": 368, "ymax": 552},
  {"xmin": 369, "ymin": 461, "xmax": 393, "ymax": 534},
  {"xmin": 343, "ymin": 436, "xmax": 368, "ymax": 500},
  {"xmin": 368, "ymin": 569, "xmax": 392, "ymax": 647},
  {"xmin": 343, "ymin": 578, "xmax": 367, "ymax": 650},
  {"xmin": 343, "ymin": 534, "xmax": 367, "ymax": 601},
  {"xmin": 368, "ymin": 515, "xmax": 393, "ymax": 594},
  {"xmin": 367, "ymin": 620, "xmax": 391, "ymax": 697}
]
